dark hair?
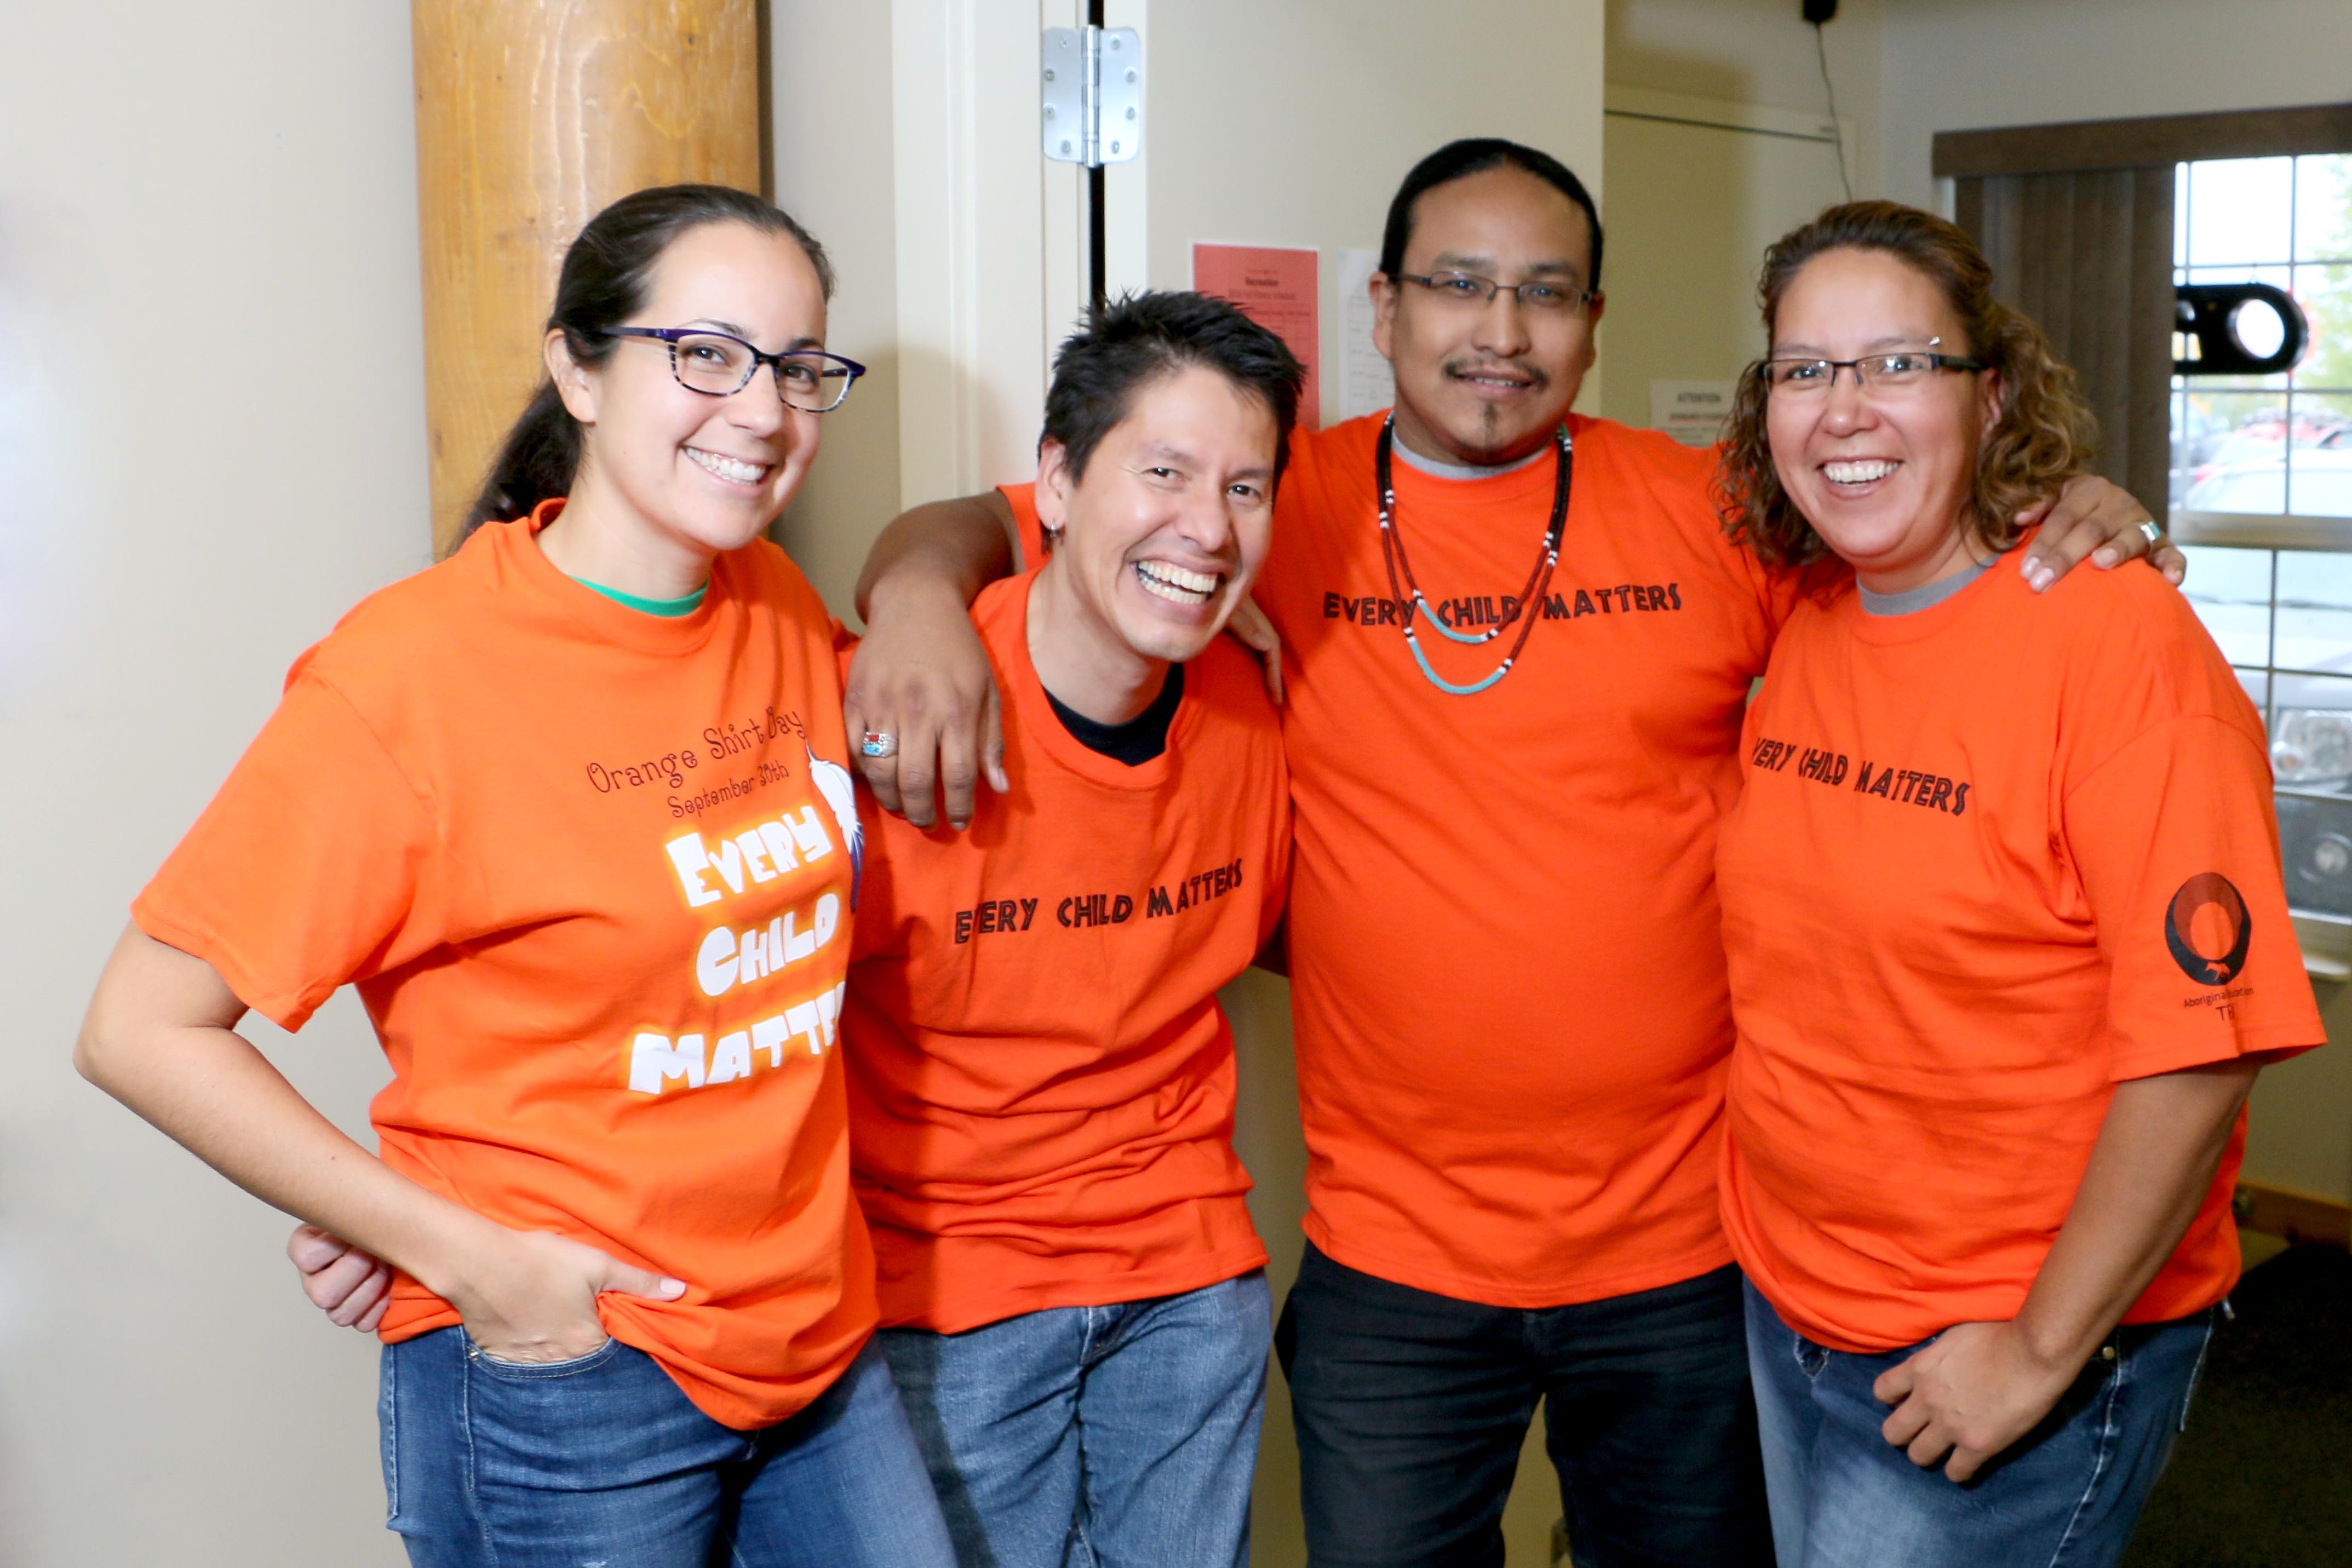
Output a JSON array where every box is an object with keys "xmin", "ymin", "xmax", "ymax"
[
  {"xmin": 1714, "ymin": 200, "xmax": 2097, "ymax": 570},
  {"xmin": 1378, "ymin": 138, "xmax": 1604, "ymax": 292},
  {"xmin": 1040, "ymin": 290, "xmax": 1307, "ymax": 491},
  {"xmin": 456, "ymin": 183, "xmax": 834, "ymax": 553}
]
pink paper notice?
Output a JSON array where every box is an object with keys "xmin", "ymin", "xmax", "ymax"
[{"xmin": 1191, "ymin": 243, "xmax": 1320, "ymax": 429}]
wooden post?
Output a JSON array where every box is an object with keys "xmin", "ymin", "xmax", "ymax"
[{"xmin": 412, "ymin": 1, "xmax": 762, "ymax": 557}]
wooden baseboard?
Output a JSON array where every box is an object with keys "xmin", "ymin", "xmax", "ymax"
[{"xmin": 2234, "ymin": 1180, "xmax": 2352, "ymax": 1249}]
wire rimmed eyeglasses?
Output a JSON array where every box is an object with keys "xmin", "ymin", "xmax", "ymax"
[
  {"xmin": 1394, "ymin": 270, "xmax": 1602, "ymax": 314},
  {"xmin": 603, "ymin": 327, "xmax": 868, "ymax": 412},
  {"xmin": 1754, "ymin": 344, "xmax": 1987, "ymax": 395}
]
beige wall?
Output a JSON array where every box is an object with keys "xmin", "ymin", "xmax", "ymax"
[
  {"xmin": 1880, "ymin": 0, "xmax": 2352, "ymax": 210},
  {"xmin": 0, "ymin": 8, "xmax": 915, "ymax": 1564},
  {"xmin": 1880, "ymin": 0, "xmax": 2352, "ymax": 1208},
  {"xmin": 769, "ymin": 0, "xmax": 904, "ymax": 613},
  {"xmin": 0, "ymin": 3, "xmax": 424, "ymax": 1564},
  {"xmin": 1608, "ymin": 0, "xmax": 1884, "ymax": 197}
]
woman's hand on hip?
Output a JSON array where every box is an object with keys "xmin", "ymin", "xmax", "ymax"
[
  {"xmin": 1871, "ymin": 1319, "xmax": 2083, "ymax": 1483},
  {"xmin": 445, "ymin": 1226, "xmax": 681, "ymax": 1363},
  {"xmin": 285, "ymin": 1219, "xmax": 684, "ymax": 1364},
  {"xmin": 289, "ymin": 1222, "xmax": 394, "ymax": 1332}
]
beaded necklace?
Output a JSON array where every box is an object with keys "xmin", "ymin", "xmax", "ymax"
[{"xmin": 1374, "ymin": 417, "xmax": 1572, "ymax": 696}]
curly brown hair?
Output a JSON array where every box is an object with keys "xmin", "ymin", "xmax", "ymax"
[{"xmin": 1714, "ymin": 200, "xmax": 2099, "ymax": 570}]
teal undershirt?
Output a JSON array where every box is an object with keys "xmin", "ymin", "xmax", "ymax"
[{"xmin": 576, "ymin": 577, "xmax": 709, "ymax": 617}]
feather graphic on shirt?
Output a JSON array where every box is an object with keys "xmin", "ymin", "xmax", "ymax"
[{"xmin": 808, "ymin": 746, "xmax": 863, "ymax": 910}]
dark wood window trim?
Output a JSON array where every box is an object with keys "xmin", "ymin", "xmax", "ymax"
[{"xmin": 1934, "ymin": 102, "xmax": 2352, "ymax": 179}]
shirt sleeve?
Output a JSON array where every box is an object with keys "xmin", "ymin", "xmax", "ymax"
[
  {"xmin": 2062, "ymin": 713, "xmax": 2325, "ymax": 1080},
  {"xmin": 1257, "ymin": 751, "xmax": 1293, "ymax": 952},
  {"xmin": 846, "ymin": 795, "xmax": 903, "ymax": 964},
  {"xmin": 131, "ymin": 667, "xmax": 457, "ymax": 1032}
]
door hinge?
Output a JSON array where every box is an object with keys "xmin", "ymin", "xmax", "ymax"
[{"xmin": 1041, "ymin": 25, "xmax": 1141, "ymax": 166}]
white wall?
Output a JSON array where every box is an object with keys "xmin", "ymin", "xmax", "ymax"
[
  {"xmin": 0, "ymin": 4, "xmax": 424, "ymax": 1564},
  {"xmin": 1881, "ymin": 0, "xmax": 2352, "ymax": 1211}
]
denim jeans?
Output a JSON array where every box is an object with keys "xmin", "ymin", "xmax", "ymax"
[
  {"xmin": 379, "ymin": 1329, "xmax": 957, "ymax": 1568},
  {"xmin": 1277, "ymin": 1245, "xmax": 1772, "ymax": 1567},
  {"xmin": 879, "ymin": 1271, "xmax": 1270, "ymax": 1568},
  {"xmin": 1743, "ymin": 1278, "xmax": 2214, "ymax": 1568}
]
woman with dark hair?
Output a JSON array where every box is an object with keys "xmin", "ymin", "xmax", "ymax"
[
  {"xmin": 1712, "ymin": 199, "xmax": 2324, "ymax": 1567},
  {"xmin": 73, "ymin": 184, "xmax": 957, "ymax": 1567}
]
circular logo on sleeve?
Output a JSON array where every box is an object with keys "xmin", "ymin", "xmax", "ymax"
[{"xmin": 2164, "ymin": 873, "xmax": 2253, "ymax": 986}]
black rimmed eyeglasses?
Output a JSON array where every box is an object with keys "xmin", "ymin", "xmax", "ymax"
[
  {"xmin": 1394, "ymin": 270, "xmax": 1602, "ymax": 314},
  {"xmin": 603, "ymin": 328, "xmax": 867, "ymax": 413},
  {"xmin": 1754, "ymin": 344, "xmax": 1987, "ymax": 395}
]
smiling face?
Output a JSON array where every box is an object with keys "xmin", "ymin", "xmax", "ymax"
[
  {"xmin": 551, "ymin": 220, "xmax": 828, "ymax": 565},
  {"xmin": 1035, "ymin": 363, "xmax": 1280, "ymax": 670},
  {"xmin": 1373, "ymin": 164, "xmax": 1601, "ymax": 466},
  {"xmin": 1765, "ymin": 247, "xmax": 2003, "ymax": 593}
]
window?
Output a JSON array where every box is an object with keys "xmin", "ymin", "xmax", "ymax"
[
  {"xmin": 2180, "ymin": 544, "xmax": 2352, "ymax": 927},
  {"xmin": 2174, "ymin": 156, "xmax": 2352, "ymax": 945},
  {"xmin": 2172, "ymin": 154, "xmax": 2352, "ymax": 518}
]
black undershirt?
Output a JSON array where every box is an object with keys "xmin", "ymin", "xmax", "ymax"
[{"xmin": 1043, "ymin": 663, "xmax": 1184, "ymax": 766}]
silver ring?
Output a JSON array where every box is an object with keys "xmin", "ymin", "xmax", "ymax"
[
  {"xmin": 2137, "ymin": 519, "xmax": 2164, "ymax": 548},
  {"xmin": 861, "ymin": 731, "xmax": 897, "ymax": 760}
]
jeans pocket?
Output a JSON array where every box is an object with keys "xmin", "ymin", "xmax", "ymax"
[{"xmin": 466, "ymin": 1335, "xmax": 620, "ymax": 1379}]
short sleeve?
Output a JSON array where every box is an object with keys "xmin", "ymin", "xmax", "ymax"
[
  {"xmin": 845, "ymin": 780, "xmax": 917, "ymax": 966},
  {"xmin": 1257, "ymin": 755, "xmax": 1293, "ymax": 951},
  {"xmin": 131, "ymin": 669, "xmax": 455, "ymax": 1032},
  {"xmin": 1695, "ymin": 442, "xmax": 1811, "ymax": 644},
  {"xmin": 2062, "ymin": 714, "xmax": 2324, "ymax": 1079}
]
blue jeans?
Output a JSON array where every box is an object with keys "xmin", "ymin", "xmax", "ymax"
[
  {"xmin": 1743, "ymin": 1278, "xmax": 2213, "ymax": 1568},
  {"xmin": 380, "ymin": 1328, "xmax": 957, "ymax": 1567},
  {"xmin": 1277, "ymin": 1245, "xmax": 1772, "ymax": 1567},
  {"xmin": 879, "ymin": 1271, "xmax": 1271, "ymax": 1568}
]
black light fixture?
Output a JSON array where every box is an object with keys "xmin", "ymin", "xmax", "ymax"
[
  {"xmin": 2175, "ymin": 283, "xmax": 2309, "ymax": 376},
  {"xmin": 1803, "ymin": 0, "xmax": 1838, "ymax": 24}
]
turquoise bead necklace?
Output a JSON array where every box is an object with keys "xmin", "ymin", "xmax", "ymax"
[{"xmin": 1374, "ymin": 416, "xmax": 1572, "ymax": 696}]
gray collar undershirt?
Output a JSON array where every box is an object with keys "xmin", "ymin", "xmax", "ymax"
[
  {"xmin": 1388, "ymin": 429, "xmax": 1992, "ymax": 615},
  {"xmin": 1857, "ymin": 555, "xmax": 1994, "ymax": 616},
  {"xmin": 1390, "ymin": 434, "xmax": 1548, "ymax": 483}
]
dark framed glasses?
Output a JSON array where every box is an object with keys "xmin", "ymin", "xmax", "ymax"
[
  {"xmin": 604, "ymin": 327, "xmax": 867, "ymax": 412},
  {"xmin": 1754, "ymin": 348, "xmax": 1987, "ymax": 395},
  {"xmin": 1394, "ymin": 270, "xmax": 1601, "ymax": 314}
]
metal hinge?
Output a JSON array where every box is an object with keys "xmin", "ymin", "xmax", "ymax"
[{"xmin": 1041, "ymin": 25, "xmax": 1141, "ymax": 166}]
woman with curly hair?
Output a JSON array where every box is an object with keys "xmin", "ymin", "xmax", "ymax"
[{"xmin": 1711, "ymin": 201, "xmax": 2324, "ymax": 1567}]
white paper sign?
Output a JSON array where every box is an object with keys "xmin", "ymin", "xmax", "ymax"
[
  {"xmin": 1335, "ymin": 247, "xmax": 1393, "ymax": 422},
  {"xmin": 1650, "ymin": 380, "xmax": 1736, "ymax": 448}
]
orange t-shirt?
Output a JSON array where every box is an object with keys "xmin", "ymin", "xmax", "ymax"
[
  {"xmin": 844, "ymin": 569, "xmax": 1289, "ymax": 1333},
  {"xmin": 132, "ymin": 504, "xmax": 875, "ymax": 1430},
  {"xmin": 1004, "ymin": 412, "xmax": 1799, "ymax": 1308},
  {"xmin": 1716, "ymin": 552, "xmax": 2324, "ymax": 1353}
]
